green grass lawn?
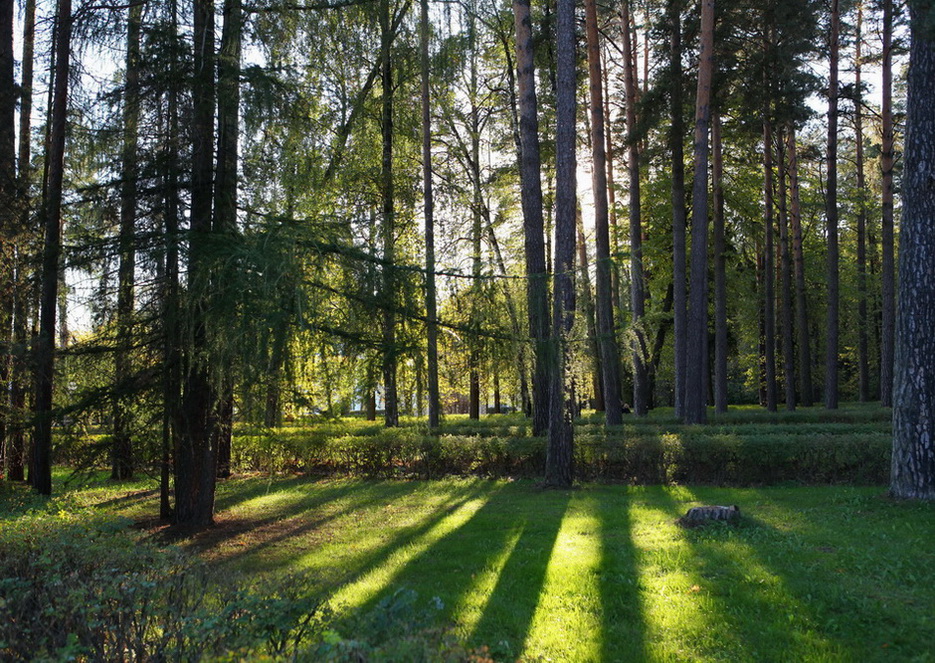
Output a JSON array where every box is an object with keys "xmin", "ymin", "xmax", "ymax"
[{"xmin": 7, "ymin": 472, "xmax": 932, "ymax": 662}]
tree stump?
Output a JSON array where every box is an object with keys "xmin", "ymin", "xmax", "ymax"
[{"xmin": 677, "ymin": 505, "xmax": 741, "ymax": 527}]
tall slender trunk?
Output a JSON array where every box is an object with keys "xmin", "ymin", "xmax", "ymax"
[
  {"xmin": 712, "ymin": 112, "xmax": 728, "ymax": 413},
  {"xmin": 825, "ymin": 0, "xmax": 840, "ymax": 409},
  {"xmin": 890, "ymin": 0, "xmax": 935, "ymax": 500},
  {"xmin": 175, "ymin": 0, "xmax": 217, "ymax": 526},
  {"xmin": 880, "ymin": 0, "xmax": 895, "ymax": 407},
  {"xmin": 669, "ymin": 0, "xmax": 688, "ymax": 417},
  {"xmin": 787, "ymin": 126, "xmax": 813, "ymax": 405},
  {"xmin": 855, "ymin": 1, "xmax": 869, "ymax": 402},
  {"xmin": 380, "ymin": 0, "xmax": 399, "ymax": 428},
  {"xmin": 763, "ymin": 118, "xmax": 777, "ymax": 412},
  {"xmin": 213, "ymin": 0, "xmax": 242, "ymax": 478},
  {"xmin": 112, "ymin": 0, "xmax": 143, "ymax": 481},
  {"xmin": 514, "ymin": 0, "xmax": 551, "ymax": 435},
  {"xmin": 621, "ymin": 0, "xmax": 648, "ymax": 416},
  {"xmin": 683, "ymin": 0, "xmax": 714, "ymax": 425},
  {"xmin": 33, "ymin": 0, "xmax": 72, "ymax": 495},
  {"xmin": 602, "ymin": 46, "xmax": 621, "ymax": 317},
  {"xmin": 0, "ymin": 0, "xmax": 16, "ymax": 467},
  {"xmin": 469, "ymin": 13, "xmax": 482, "ymax": 421},
  {"xmin": 585, "ymin": 0, "xmax": 622, "ymax": 424},
  {"xmin": 545, "ymin": 0, "xmax": 576, "ymax": 487},
  {"xmin": 421, "ymin": 0, "xmax": 439, "ymax": 428},
  {"xmin": 777, "ymin": 128, "xmax": 795, "ymax": 410},
  {"xmin": 160, "ymin": 0, "xmax": 181, "ymax": 520},
  {"xmin": 7, "ymin": 0, "xmax": 36, "ymax": 483}
]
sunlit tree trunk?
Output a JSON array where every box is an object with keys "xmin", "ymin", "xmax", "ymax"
[
  {"xmin": 514, "ymin": 0, "xmax": 551, "ymax": 435},
  {"xmin": 891, "ymin": 0, "xmax": 935, "ymax": 500},
  {"xmin": 420, "ymin": 0, "xmax": 440, "ymax": 428},
  {"xmin": 825, "ymin": 0, "xmax": 840, "ymax": 409},
  {"xmin": 683, "ymin": 0, "xmax": 714, "ymax": 425},
  {"xmin": 380, "ymin": 0, "xmax": 399, "ymax": 428},
  {"xmin": 545, "ymin": 0, "xmax": 576, "ymax": 487},
  {"xmin": 577, "ymin": 208, "xmax": 604, "ymax": 411},
  {"xmin": 585, "ymin": 0, "xmax": 622, "ymax": 425}
]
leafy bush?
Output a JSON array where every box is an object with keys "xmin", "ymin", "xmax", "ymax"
[
  {"xmin": 229, "ymin": 424, "xmax": 890, "ymax": 486},
  {"xmin": 0, "ymin": 512, "xmax": 329, "ymax": 661}
]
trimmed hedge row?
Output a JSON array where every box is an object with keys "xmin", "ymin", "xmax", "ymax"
[{"xmin": 232, "ymin": 428, "xmax": 890, "ymax": 485}]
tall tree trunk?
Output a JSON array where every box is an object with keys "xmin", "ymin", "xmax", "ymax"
[
  {"xmin": 33, "ymin": 0, "xmax": 72, "ymax": 495},
  {"xmin": 880, "ymin": 0, "xmax": 895, "ymax": 407},
  {"xmin": 469, "ymin": 13, "xmax": 482, "ymax": 421},
  {"xmin": 112, "ymin": 0, "xmax": 143, "ymax": 481},
  {"xmin": 763, "ymin": 118, "xmax": 777, "ymax": 412},
  {"xmin": 602, "ymin": 46, "xmax": 621, "ymax": 318},
  {"xmin": 787, "ymin": 125, "xmax": 813, "ymax": 405},
  {"xmin": 825, "ymin": 0, "xmax": 840, "ymax": 409},
  {"xmin": 683, "ymin": 0, "xmax": 714, "ymax": 425},
  {"xmin": 514, "ymin": 0, "xmax": 551, "ymax": 435},
  {"xmin": 213, "ymin": 0, "xmax": 242, "ymax": 478},
  {"xmin": 890, "ymin": 0, "xmax": 935, "ymax": 500},
  {"xmin": 669, "ymin": 0, "xmax": 689, "ymax": 418},
  {"xmin": 855, "ymin": 1, "xmax": 869, "ymax": 402},
  {"xmin": 0, "ymin": 0, "xmax": 16, "ymax": 467},
  {"xmin": 380, "ymin": 0, "xmax": 399, "ymax": 428},
  {"xmin": 777, "ymin": 128, "xmax": 796, "ymax": 410},
  {"xmin": 584, "ymin": 0, "xmax": 622, "ymax": 425},
  {"xmin": 7, "ymin": 0, "xmax": 36, "ymax": 483},
  {"xmin": 712, "ymin": 112, "xmax": 728, "ymax": 413},
  {"xmin": 175, "ymin": 0, "xmax": 217, "ymax": 526},
  {"xmin": 421, "ymin": 0, "xmax": 440, "ymax": 429},
  {"xmin": 161, "ymin": 0, "xmax": 181, "ymax": 520},
  {"xmin": 545, "ymin": 0, "xmax": 576, "ymax": 487},
  {"xmin": 621, "ymin": 0, "xmax": 648, "ymax": 416}
]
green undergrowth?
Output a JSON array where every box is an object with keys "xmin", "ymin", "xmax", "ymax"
[
  {"xmin": 2, "ymin": 475, "xmax": 932, "ymax": 662},
  {"xmin": 228, "ymin": 403, "xmax": 891, "ymax": 484}
]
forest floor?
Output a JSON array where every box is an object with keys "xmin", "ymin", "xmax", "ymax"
[{"xmin": 6, "ymin": 462, "xmax": 935, "ymax": 661}]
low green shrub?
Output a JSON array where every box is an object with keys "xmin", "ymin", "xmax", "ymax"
[{"xmin": 229, "ymin": 424, "xmax": 890, "ymax": 485}]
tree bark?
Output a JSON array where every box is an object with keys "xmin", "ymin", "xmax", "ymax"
[
  {"xmin": 669, "ymin": 0, "xmax": 689, "ymax": 418},
  {"xmin": 0, "ymin": 0, "xmax": 16, "ymax": 467},
  {"xmin": 683, "ymin": 0, "xmax": 714, "ymax": 425},
  {"xmin": 33, "ymin": 0, "xmax": 72, "ymax": 495},
  {"xmin": 585, "ymin": 0, "xmax": 622, "ymax": 425},
  {"xmin": 421, "ymin": 0, "xmax": 440, "ymax": 429},
  {"xmin": 112, "ymin": 0, "xmax": 143, "ymax": 481},
  {"xmin": 777, "ymin": 128, "xmax": 796, "ymax": 411},
  {"xmin": 824, "ymin": 0, "xmax": 840, "ymax": 409},
  {"xmin": 577, "ymin": 209, "xmax": 604, "ymax": 411},
  {"xmin": 880, "ymin": 0, "xmax": 895, "ymax": 407},
  {"xmin": 546, "ymin": 0, "xmax": 576, "ymax": 488},
  {"xmin": 380, "ymin": 0, "xmax": 399, "ymax": 428},
  {"xmin": 514, "ymin": 0, "xmax": 551, "ymax": 436},
  {"xmin": 891, "ymin": 0, "xmax": 935, "ymax": 500},
  {"xmin": 787, "ymin": 125, "xmax": 813, "ymax": 406},
  {"xmin": 621, "ymin": 0, "xmax": 648, "ymax": 416},
  {"xmin": 175, "ymin": 0, "xmax": 218, "ymax": 526},
  {"xmin": 7, "ymin": 0, "xmax": 35, "ymax": 483}
]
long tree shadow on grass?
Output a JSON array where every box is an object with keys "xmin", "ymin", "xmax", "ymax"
[
  {"xmin": 332, "ymin": 482, "xmax": 571, "ymax": 661},
  {"xmin": 683, "ymin": 486, "xmax": 935, "ymax": 660}
]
